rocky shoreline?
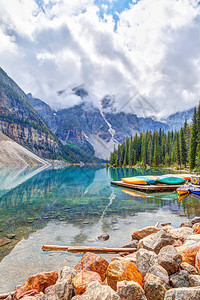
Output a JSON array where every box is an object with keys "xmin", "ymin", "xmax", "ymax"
[{"xmin": 3, "ymin": 217, "xmax": 200, "ymax": 300}]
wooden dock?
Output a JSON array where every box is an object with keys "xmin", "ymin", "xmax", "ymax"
[{"xmin": 110, "ymin": 181, "xmax": 183, "ymax": 192}]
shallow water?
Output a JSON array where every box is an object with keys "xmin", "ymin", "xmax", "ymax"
[{"xmin": 0, "ymin": 166, "xmax": 199, "ymax": 292}]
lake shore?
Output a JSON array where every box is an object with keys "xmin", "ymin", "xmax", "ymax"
[{"xmin": 2, "ymin": 217, "xmax": 200, "ymax": 300}]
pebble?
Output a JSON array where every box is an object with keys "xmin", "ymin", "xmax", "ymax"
[
  {"xmin": 83, "ymin": 221, "xmax": 90, "ymax": 224},
  {"xmin": 112, "ymin": 227, "xmax": 119, "ymax": 230}
]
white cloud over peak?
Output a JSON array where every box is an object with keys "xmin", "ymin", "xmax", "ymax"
[{"xmin": 0, "ymin": 0, "xmax": 200, "ymax": 118}]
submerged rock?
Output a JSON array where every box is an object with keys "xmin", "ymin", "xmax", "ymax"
[
  {"xmin": 138, "ymin": 230, "xmax": 174, "ymax": 254},
  {"xmin": 74, "ymin": 252, "xmax": 108, "ymax": 282},
  {"xmin": 106, "ymin": 258, "xmax": 143, "ymax": 291},
  {"xmin": 117, "ymin": 280, "xmax": 147, "ymax": 300},
  {"xmin": 72, "ymin": 271, "xmax": 102, "ymax": 295},
  {"xmin": 131, "ymin": 226, "xmax": 159, "ymax": 241},
  {"xmin": 14, "ymin": 271, "xmax": 58, "ymax": 300},
  {"xmin": 97, "ymin": 234, "xmax": 109, "ymax": 241},
  {"xmin": 158, "ymin": 245, "xmax": 182, "ymax": 275}
]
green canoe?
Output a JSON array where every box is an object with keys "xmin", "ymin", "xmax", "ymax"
[{"xmin": 155, "ymin": 176, "xmax": 187, "ymax": 185}]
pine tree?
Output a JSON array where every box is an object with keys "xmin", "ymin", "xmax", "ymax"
[
  {"xmin": 196, "ymin": 103, "xmax": 200, "ymax": 168},
  {"xmin": 175, "ymin": 131, "xmax": 181, "ymax": 167},
  {"xmin": 180, "ymin": 127, "xmax": 187, "ymax": 167},
  {"xmin": 189, "ymin": 107, "xmax": 198, "ymax": 170},
  {"xmin": 153, "ymin": 133, "xmax": 159, "ymax": 166}
]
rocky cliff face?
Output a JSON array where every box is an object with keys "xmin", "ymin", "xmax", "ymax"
[
  {"xmin": 29, "ymin": 91, "xmax": 169, "ymax": 159},
  {"xmin": 0, "ymin": 68, "xmax": 101, "ymax": 163}
]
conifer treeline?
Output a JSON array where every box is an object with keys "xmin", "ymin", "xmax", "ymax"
[{"xmin": 109, "ymin": 104, "xmax": 200, "ymax": 170}]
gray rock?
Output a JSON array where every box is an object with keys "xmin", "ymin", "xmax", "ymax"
[
  {"xmin": 136, "ymin": 249, "xmax": 158, "ymax": 276},
  {"xmin": 45, "ymin": 267, "xmax": 74, "ymax": 300},
  {"xmin": 158, "ymin": 245, "xmax": 182, "ymax": 275},
  {"xmin": 164, "ymin": 287, "xmax": 200, "ymax": 300},
  {"xmin": 138, "ymin": 230, "xmax": 174, "ymax": 254},
  {"xmin": 97, "ymin": 234, "xmax": 110, "ymax": 241},
  {"xmin": 145, "ymin": 264, "xmax": 169, "ymax": 287},
  {"xmin": 117, "ymin": 280, "xmax": 147, "ymax": 300},
  {"xmin": 144, "ymin": 277, "xmax": 167, "ymax": 300},
  {"xmin": 184, "ymin": 235, "xmax": 200, "ymax": 245},
  {"xmin": 169, "ymin": 270, "xmax": 190, "ymax": 288},
  {"xmin": 122, "ymin": 240, "xmax": 138, "ymax": 248},
  {"xmin": 180, "ymin": 262, "xmax": 199, "ymax": 275},
  {"xmin": 180, "ymin": 221, "xmax": 193, "ymax": 228},
  {"xmin": 189, "ymin": 275, "xmax": 200, "ymax": 287},
  {"xmin": 72, "ymin": 281, "xmax": 120, "ymax": 300},
  {"xmin": 191, "ymin": 217, "xmax": 200, "ymax": 225},
  {"xmin": 41, "ymin": 292, "xmax": 59, "ymax": 300}
]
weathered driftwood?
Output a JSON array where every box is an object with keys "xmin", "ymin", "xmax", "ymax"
[
  {"xmin": 42, "ymin": 245, "xmax": 137, "ymax": 254},
  {"xmin": 0, "ymin": 292, "xmax": 14, "ymax": 299},
  {"xmin": 155, "ymin": 222, "xmax": 160, "ymax": 228}
]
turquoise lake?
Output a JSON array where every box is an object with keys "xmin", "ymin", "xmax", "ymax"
[{"xmin": 0, "ymin": 166, "xmax": 200, "ymax": 293}]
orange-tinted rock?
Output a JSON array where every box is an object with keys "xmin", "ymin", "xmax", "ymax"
[
  {"xmin": 131, "ymin": 226, "xmax": 159, "ymax": 240},
  {"xmin": 194, "ymin": 224, "xmax": 200, "ymax": 235},
  {"xmin": 167, "ymin": 227, "xmax": 193, "ymax": 242},
  {"xmin": 72, "ymin": 270, "xmax": 102, "ymax": 294},
  {"xmin": 106, "ymin": 259, "xmax": 143, "ymax": 291},
  {"xmin": 176, "ymin": 243, "xmax": 200, "ymax": 267},
  {"xmin": 14, "ymin": 271, "xmax": 58, "ymax": 300},
  {"xmin": 74, "ymin": 252, "xmax": 109, "ymax": 281},
  {"xmin": 172, "ymin": 240, "xmax": 183, "ymax": 247},
  {"xmin": 195, "ymin": 249, "xmax": 200, "ymax": 272}
]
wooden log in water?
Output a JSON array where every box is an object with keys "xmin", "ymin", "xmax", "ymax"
[{"xmin": 42, "ymin": 245, "xmax": 137, "ymax": 254}]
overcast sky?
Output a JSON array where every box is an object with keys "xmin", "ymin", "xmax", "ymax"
[{"xmin": 0, "ymin": 0, "xmax": 200, "ymax": 118}]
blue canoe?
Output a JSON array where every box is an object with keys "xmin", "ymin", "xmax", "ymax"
[{"xmin": 189, "ymin": 186, "xmax": 200, "ymax": 196}]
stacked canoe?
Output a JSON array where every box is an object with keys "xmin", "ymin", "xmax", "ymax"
[{"xmin": 121, "ymin": 174, "xmax": 191, "ymax": 186}]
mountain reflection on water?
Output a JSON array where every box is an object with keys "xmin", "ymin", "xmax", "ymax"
[{"xmin": 0, "ymin": 166, "xmax": 200, "ymax": 293}]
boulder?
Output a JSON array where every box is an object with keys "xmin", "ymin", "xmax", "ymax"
[
  {"xmin": 72, "ymin": 271, "xmax": 102, "ymax": 295},
  {"xmin": 122, "ymin": 240, "xmax": 138, "ymax": 248},
  {"xmin": 71, "ymin": 281, "xmax": 120, "ymax": 300},
  {"xmin": 74, "ymin": 252, "xmax": 108, "ymax": 281},
  {"xmin": 14, "ymin": 271, "xmax": 58, "ymax": 300},
  {"xmin": 136, "ymin": 249, "xmax": 158, "ymax": 276},
  {"xmin": 106, "ymin": 259, "xmax": 143, "ymax": 291},
  {"xmin": 168, "ymin": 227, "xmax": 193, "ymax": 243},
  {"xmin": 145, "ymin": 264, "xmax": 169, "ymax": 287},
  {"xmin": 44, "ymin": 267, "xmax": 74, "ymax": 300},
  {"xmin": 189, "ymin": 275, "xmax": 200, "ymax": 287},
  {"xmin": 184, "ymin": 235, "xmax": 200, "ymax": 245},
  {"xmin": 191, "ymin": 217, "xmax": 200, "ymax": 225},
  {"xmin": 41, "ymin": 292, "xmax": 59, "ymax": 300},
  {"xmin": 172, "ymin": 240, "xmax": 182, "ymax": 247},
  {"xmin": 117, "ymin": 280, "xmax": 147, "ymax": 300},
  {"xmin": 131, "ymin": 226, "xmax": 159, "ymax": 241},
  {"xmin": 164, "ymin": 287, "xmax": 200, "ymax": 299},
  {"xmin": 180, "ymin": 221, "xmax": 193, "ymax": 228},
  {"xmin": 97, "ymin": 234, "xmax": 109, "ymax": 241},
  {"xmin": 193, "ymin": 223, "xmax": 200, "ymax": 231},
  {"xmin": 180, "ymin": 262, "xmax": 199, "ymax": 275},
  {"xmin": 169, "ymin": 270, "xmax": 190, "ymax": 288},
  {"xmin": 176, "ymin": 242, "xmax": 200, "ymax": 267},
  {"xmin": 158, "ymin": 245, "xmax": 182, "ymax": 275},
  {"xmin": 112, "ymin": 253, "xmax": 137, "ymax": 265},
  {"xmin": 162, "ymin": 225, "xmax": 176, "ymax": 233},
  {"xmin": 138, "ymin": 230, "xmax": 174, "ymax": 254},
  {"xmin": 144, "ymin": 275, "xmax": 167, "ymax": 300},
  {"xmin": 194, "ymin": 224, "xmax": 200, "ymax": 234},
  {"xmin": 195, "ymin": 249, "xmax": 200, "ymax": 272}
]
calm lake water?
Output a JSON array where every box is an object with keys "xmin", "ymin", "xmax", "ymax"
[{"xmin": 0, "ymin": 166, "xmax": 200, "ymax": 293}]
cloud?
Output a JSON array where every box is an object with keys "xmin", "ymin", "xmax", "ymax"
[{"xmin": 0, "ymin": 0, "xmax": 200, "ymax": 117}]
